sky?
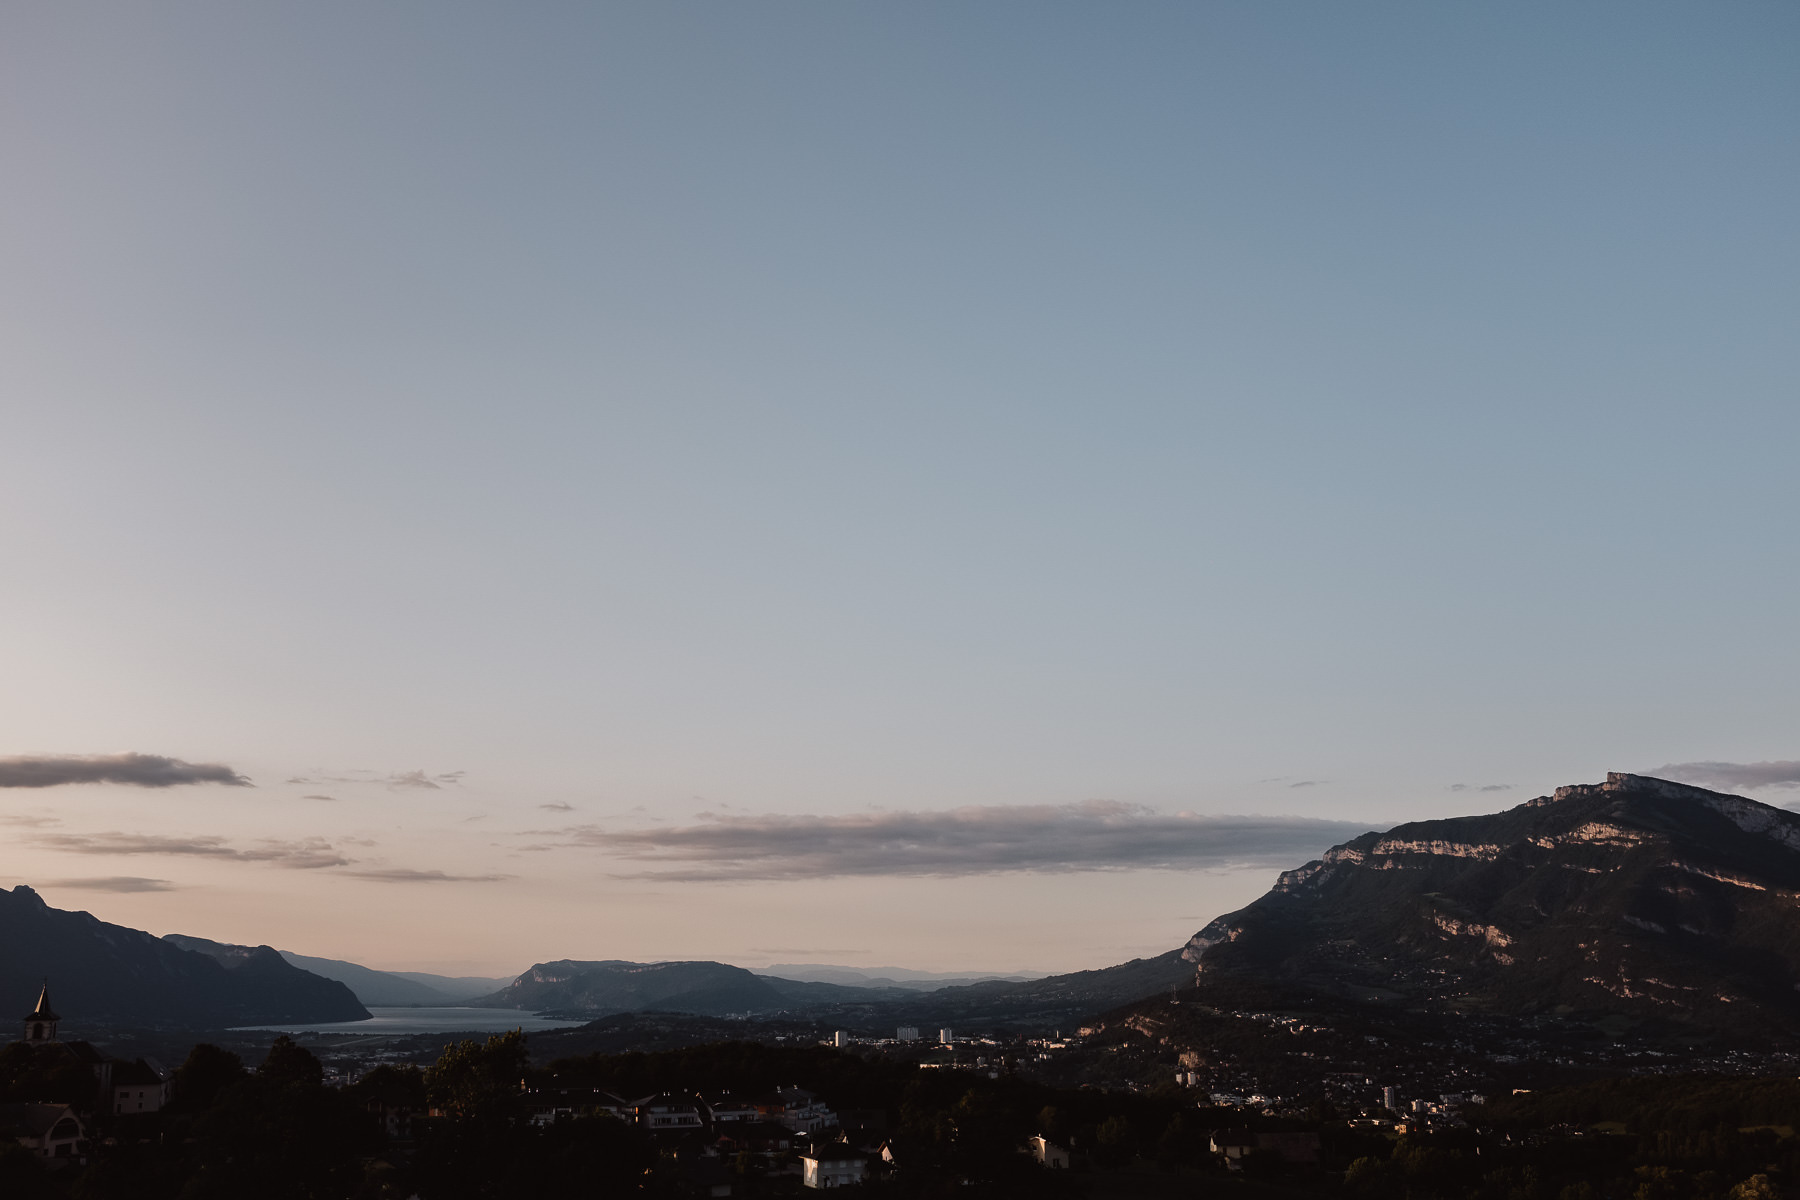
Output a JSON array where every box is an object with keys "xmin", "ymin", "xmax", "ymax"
[{"xmin": 1, "ymin": 3, "xmax": 1796, "ymax": 978}]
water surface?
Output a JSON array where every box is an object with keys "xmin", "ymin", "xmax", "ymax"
[{"xmin": 235, "ymin": 1006, "xmax": 582, "ymax": 1035}]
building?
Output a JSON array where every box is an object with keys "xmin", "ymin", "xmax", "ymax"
[
  {"xmin": 23, "ymin": 986, "xmax": 59, "ymax": 1044},
  {"xmin": 1382, "ymin": 1086, "xmax": 1400, "ymax": 1111},
  {"xmin": 832, "ymin": 1031, "xmax": 849, "ymax": 1048},
  {"xmin": 11, "ymin": 984, "xmax": 136, "ymax": 1106},
  {"xmin": 110, "ymin": 1058, "xmax": 172, "ymax": 1115},
  {"xmin": 1212, "ymin": 1128, "xmax": 1321, "ymax": 1171},
  {"xmin": 1028, "ymin": 1134, "xmax": 1070, "ymax": 1168},
  {"xmin": 895, "ymin": 1026, "xmax": 918, "ymax": 1041},
  {"xmin": 1211, "ymin": 1127, "xmax": 1257, "ymax": 1167},
  {"xmin": 634, "ymin": 1093, "xmax": 705, "ymax": 1132},
  {"xmin": 704, "ymin": 1093, "xmax": 759, "ymax": 1125},
  {"xmin": 800, "ymin": 1148, "xmax": 866, "ymax": 1189},
  {"xmin": 0, "ymin": 1103, "xmax": 87, "ymax": 1166},
  {"xmin": 759, "ymin": 1087, "xmax": 834, "ymax": 1133},
  {"xmin": 938, "ymin": 1028, "xmax": 953, "ymax": 1044}
]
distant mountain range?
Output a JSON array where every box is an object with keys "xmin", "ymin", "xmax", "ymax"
[
  {"xmin": 475, "ymin": 959, "xmax": 824, "ymax": 1016},
  {"xmin": 13, "ymin": 772, "xmax": 1799, "ymax": 1040},
  {"xmin": 1177, "ymin": 772, "xmax": 1800, "ymax": 1031},
  {"xmin": 471, "ymin": 954, "xmax": 1191, "ymax": 1026},
  {"xmin": 758, "ymin": 964, "xmax": 1038, "ymax": 990},
  {"xmin": 0, "ymin": 887, "xmax": 368, "ymax": 1029},
  {"xmin": 274, "ymin": 951, "xmax": 512, "ymax": 1006}
]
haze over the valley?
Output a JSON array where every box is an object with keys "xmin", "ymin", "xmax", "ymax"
[{"xmin": 1, "ymin": 3, "xmax": 1795, "ymax": 977}]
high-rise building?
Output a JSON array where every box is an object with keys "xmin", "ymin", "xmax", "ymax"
[
  {"xmin": 939, "ymin": 1028, "xmax": 954, "ymax": 1044},
  {"xmin": 1382, "ymin": 1086, "xmax": 1399, "ymax": 1111},
  {"xmin": 895, "ymin": 1026, "xmax": 919, "ymax": 1041}
]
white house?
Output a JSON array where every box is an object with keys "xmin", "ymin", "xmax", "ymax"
[
  {"xmin": 111, "ymin": 1058, "xmax": 171, "ymax": 1115},
  {"xmin": 801, "ymin": 1149, "xmax": 866, "ymax": 1189},
  {"xmin": 634, "ymin": 1093, "xmax": 705, "ymax": 1131},
  {"xmin": 768, "ymin": 1087, "xmax": 835, "ymax": 1133},
  {"xmin": 0, "ymin": 1103, "xmax": 86, "ymax": 1165},
  {"xmin": 705, "ymin": 1093, "xmax": 760, "ymax": 1125}
]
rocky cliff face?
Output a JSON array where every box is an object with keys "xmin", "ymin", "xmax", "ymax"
[{"xmin": 1181, "ymin": 774, "xmax": 1800, "ymax": 1027}]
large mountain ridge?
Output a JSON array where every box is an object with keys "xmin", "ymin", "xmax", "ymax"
[
  {"xmin": 0, "ymin": 887, "xmax": 368, "ymax": 1029},
  {"xmin": 1178, "ymin": 772, "xmax": 1800, "ymax": 1029},
  {"xmin": 12, "ymin": 772, "xmax": 1800, "ymax": 1039}
]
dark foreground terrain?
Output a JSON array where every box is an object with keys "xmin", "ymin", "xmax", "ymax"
[{"xmin": 9, "ymin": 1026, "xmax": 1800, "ymax": 1199}]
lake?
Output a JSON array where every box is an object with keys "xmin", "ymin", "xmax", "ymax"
[{"xmin": 233, "ymin": 1006, "xmax": 585, "ymax": 1035}]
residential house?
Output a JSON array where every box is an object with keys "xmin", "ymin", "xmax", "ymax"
[
  {"xmin": 110, "ymin": 1058, "xmax": 171, "ymax": 1116},
  {"xmin": 801, "ymin": 1148, "xmax": 866, "ymax": 1189},
  {"xmin": 635, "ymin": 1093, "xmax": 706, "ymax": 1132},
  {"xmin": 1211, "ymin": 1128, "xmax": 1321, "ymax": 1170},
  {"xmin": 758, "ymin": 1086, "xmax": 834, "ymax": 1133},
  {"xmin": 0, "ymin": 1103, "xmax": 87, "ymax": 1166},
  {"xmin": 704, "ymin": 1093, "xmax": 759, "ymax": 1125}
]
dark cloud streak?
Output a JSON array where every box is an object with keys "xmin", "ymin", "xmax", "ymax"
[
  {"xmin": 46, "ymin": 876, "xmax": 180, "ymax": 893},
  {"xmin": 338, "ymin": 868, "xmax": 512, "ymax": 883},
  {"xmin": 31, "ymin": 832, "xmax": 347, "ymax": 869},
  {"xmin": 526, "ymin": 801, "xmax": 1372, "ymax": 881},
  {"xmin": 0, "ymin": 754, "xmax": 250, "ymax": 789}
]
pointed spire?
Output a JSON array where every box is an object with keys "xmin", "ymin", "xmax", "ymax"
[{"xmin": 29, "ymin": 982, "xmax": 58, "ymax": 1021}]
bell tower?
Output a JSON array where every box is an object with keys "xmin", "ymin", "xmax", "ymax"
[{"xmin": 23, "ymin": 982, "xmax": 59, "ymax": 1043}]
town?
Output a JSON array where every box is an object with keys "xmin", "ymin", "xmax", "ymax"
[{"xmin": 8, "ymin": 987, "xmax": 1800, "ymax": 1198}]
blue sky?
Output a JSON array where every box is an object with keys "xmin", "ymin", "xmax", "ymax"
[{"xmin": 1, "ymin": 3, "xmax": 1795, "ymax": 974}]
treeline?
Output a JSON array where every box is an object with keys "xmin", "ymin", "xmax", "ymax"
[
  {"xmin": 1481, "ymin": 1075, "xmax": 1800, "ymax": 1137},
  {"xmin": 8, "ymin": 1033, "xmax": 1800, "ymax": 1198}
]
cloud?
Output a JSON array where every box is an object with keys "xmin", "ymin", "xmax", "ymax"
[
  {"xmin": 0, "ymin": 814, "xmax": 60, "ymax": 828},
  {"xmin": 0, "ymin": 754, "xmax": 250, "ymax": 789},
  {"xmin": 45, "ymin": 876, "xmax": 179, "ymax": 893},
  {"xmin": 1450, "ymin": 784, "xmax": 1513, "ymax": 793},
  {"xmin": 525, "ymin": 801, "xmax": 1373, "ymax": 881},
  {"xmin": 301, "ymin": 794, "xmax": 338, "ymax": 802},
  {"xmin": 539, "ymin": 802, "xmax": 575, "ymax": 812},
  {"xmin": 1652, "ymin": 761, "xmax": 1800, "ymax": 792},
  {"xmin": 31, "ymin": 832, "xmax": 347, "ymax": 869},
  {"xmin": 337, "ymin": 868, "xmax": 512, "ymax": 884},
  {"xmin": 1288, "ymin": 780, "xmax": 1324, "ymax": 789},
  {"xmin": 287, "ymin": 769, "xmax": 463, "ymax": 790}
]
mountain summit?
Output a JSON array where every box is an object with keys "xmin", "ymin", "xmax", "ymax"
[
  {"xmin": 0, "ymin": 887, "xmax": 369, "ymax": 1029},
  {"xmin": 1181, "ymin": 773, "xmax": 1800, "ymax": 1027}
]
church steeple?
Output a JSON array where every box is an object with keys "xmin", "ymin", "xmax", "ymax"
[{"xmin": 23, "ymin": 982, "xmax": 60, "ymax": 1043}]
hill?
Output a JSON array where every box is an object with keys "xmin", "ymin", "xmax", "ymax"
[
  {"xmin": 1180, "ymin": 772, "xmax": 1800, "ymax": 1029},
  {"xmin": 478, "ymin": 959, "xmax": 796, "ymax": 1017},
  {"xmin": 275, "ymin": 951, "xmax": 514, "ymax": 1006},
  {"xmin": 0, "ymin": 887, "xmax": 368, "ymax": 1029}
]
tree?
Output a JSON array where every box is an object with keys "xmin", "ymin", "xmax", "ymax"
[
  {"xmin": 179, "ymin": 1037, "xmax": 371, "ymax": 1198},
  {"xmin": 424, "ymin": 1030, "xmax": 527, "ymax": 1120},
  {"xmin": 169, "ymin": 1043, "xmax": 247, "ymax": 1112},
  {"xmin": 258, "ymin": 1035, "xmax": 324, "ymax": 1089}
]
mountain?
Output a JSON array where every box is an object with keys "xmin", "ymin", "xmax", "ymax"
[
  {"xmin": 0, "ymin": 887, "xmax": 368, "ymax": 1029},
  {"xmin": 758, "ymin": 964, "xmax": 1039, "ymax": 990},
  {"xmin": 912, "ymin": 950, "xmax": 1194, "ymax": 1023},
  {"xmin": 1179, "ymin": 773, "xmax": 1800, "ymax": 1029},
  {"xmin": 478, "ymin": 956, "xmax": 1171, "ymax": 1025},
  {"xmin": 156, "ymin": 935, "xmax": 373, "ymax": 1024},
  {"xmin": 478, "ymin": 960, "xmax": 799, "ymax": 1017},
  {"xmin": 384, "ymin": 970, "xmax": 517, "ymax": 1000},
  {"xmin": 275, "ymin": 952, "xmax": 514, "ymax": 1006}
]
